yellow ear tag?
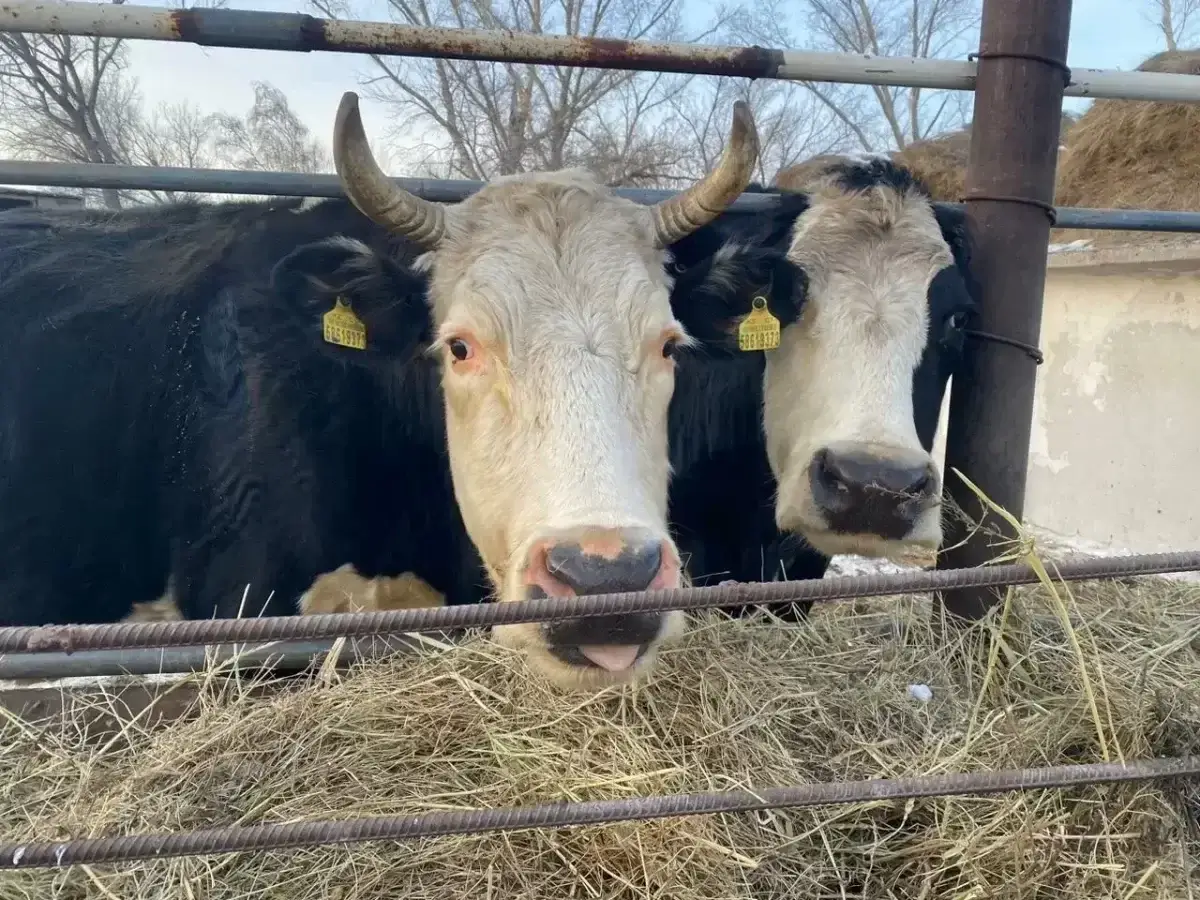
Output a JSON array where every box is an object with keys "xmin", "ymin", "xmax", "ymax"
[
  {"xmin": 322, "ymin": 296, "xmax": 367, "ymax": 351},
  {"xmin": 737, "ymin": 295, "xmax": 781, "ymax": 352}
]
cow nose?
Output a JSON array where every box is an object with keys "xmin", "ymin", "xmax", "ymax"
[
  {"xmin": 523, "ymin": 527, "xmax": 679, "ymax": 672},
  {"xmin": 809, "ymin": 446, "xmax": 938, "ymax": 540},
  {"xmin": 545, "ymin": 538, "xmax": 663, "ymax": 595}
]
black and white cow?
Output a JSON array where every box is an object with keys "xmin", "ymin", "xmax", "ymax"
[
  {"xmin": 0, "ymin": 92, "xmax": 762, "ymax": 691},
  {"xmin": 663, "ymin": 153, "xmax": 978, "ymax": 617}
]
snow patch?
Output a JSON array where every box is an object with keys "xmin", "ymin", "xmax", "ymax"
[
  {"xmin": 1048, "ymin": 239, "xmax": 1093, "ymax": 255},
  {"xmin": 822, "ymin": 526, "xmax": 1200, "ymax": 584},
  {"xmin": 0, "ymin": 671, "xmax": 190, "ymax": 692}
]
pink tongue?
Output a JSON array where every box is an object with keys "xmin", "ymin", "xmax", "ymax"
[{"xmin": 579, "ymin": 644, "xmax": 641, "ymax": 672}]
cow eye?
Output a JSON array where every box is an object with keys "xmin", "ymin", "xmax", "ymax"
[
  {"xmin": 662, "ymin": 337, "xmax": 680, "ymax": 359},
  {"xmin": 948, "ymin": 311, "xmax": 969, "ymax": 329},
  {"xmin": 448, "ymin": 338, "xmax": 472, "ymax": 362}
]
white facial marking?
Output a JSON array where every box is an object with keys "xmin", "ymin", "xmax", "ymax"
[{"xmin": 765, "ymin": 167, "xmax": 953, "ymax": 560}]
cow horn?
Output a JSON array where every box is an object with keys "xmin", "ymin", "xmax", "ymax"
[
  {"xmin": 648, "ymin": 100, "xmax": 760, "ymax": 248},
  {"xmin": 332, "ymin": 92, "xmax": 446, "ymax": 250}
]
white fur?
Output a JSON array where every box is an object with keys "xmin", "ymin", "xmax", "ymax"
[{"xmin": 765, "ymin": 168, "xmax": 953, "ymax": 559}]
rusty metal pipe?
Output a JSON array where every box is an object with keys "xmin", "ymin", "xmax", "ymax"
[
  {"xmin": 3, "ymin": 1, "xmax": 1200, "ymax": 102},
  {"xmin": 935, "ymin": 0, "xmax": 1074, "ymax": 619}
]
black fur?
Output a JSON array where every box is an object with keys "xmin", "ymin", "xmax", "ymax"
[{"xmin": 0, "ymin": 198, "xmax": 488, "ymax": 624}]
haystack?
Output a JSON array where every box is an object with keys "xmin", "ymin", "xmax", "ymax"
[
  {"xmin": 1054, "ymin": 49, "xmax": 1200, "ymax": 246},
  {"xmin": 3, "ymin": 572, "xmax": 1199, "ymax": 899},
  {"xmin": 889, "ymin": 113, "xmax": 1077, "ymax": 204},
  {"xmin": 892, "ymin": 127, "xmax": 971, "ymax": 202}
]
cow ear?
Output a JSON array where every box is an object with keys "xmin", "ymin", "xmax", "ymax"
[
  {"xmin": 668, "ymin": 244, "xmax": 806, "ymax": 356},
  {"xmin": 268, "ymin": 237, "xmax": 433, "ymax": 359}
]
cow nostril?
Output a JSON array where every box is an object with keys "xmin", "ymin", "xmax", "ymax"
[
  {"xmin": 908, "ymin": 470, "xmax": 933, "ymax": 498},
  {"xmin": 813, "ymin": 448, "xmax": 847, "ymax": 492}
]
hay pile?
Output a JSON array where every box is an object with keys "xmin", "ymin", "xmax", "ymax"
[
  {"xmin": 3, "ymin": 577, "xmax": 1200, "ymax": 899},
  {"xmin": 893, "ymin": 127, "xmax": 971, "ymax": 202},
  {"xmin": 889, "ymin": 114, "xmax": 1076, "ymax": 204},
  {"xmin": 1054, "ymin": 49, "xmax": 1200, "ymax": 247}
]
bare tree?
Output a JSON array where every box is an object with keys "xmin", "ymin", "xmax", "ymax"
[
  {"xmin": 0, "ymin": 0, "xmax": 228, "ymax": 209},
  {"xmin": 311, "ymin": 0, "xmax": 728, "ymax": 182},
  {"xmin": 665, "ymin": 75, "xmax": 857, "ymax": 186},
  {"xmin": 130, "ymin": 100, "xmax": 220, "ymax": 204},
  {"xmin": 1144, "ymin": 0, "xmax": 1200, "ymax": 50},
  {"xmin": 210, "ymin": 81, "xmax": 330, "ymax": 174},
  {"xmin": 740, "ymin": 0, "xmax": 981, "ymax": 151},
  {"xmin": 0, "ymin": 27, "xmax": 138, "ymax": 208}
]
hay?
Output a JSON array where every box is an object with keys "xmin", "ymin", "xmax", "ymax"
[
  {"xmin": 892, "ymin": 128, "xmax": 971, "ymax": 202},
  {"xmin": 1054, "ymin": 49, "xmax": 1200, "ymax": 247},
  {"xmin": 886, "ymin": 114, "xmax": 1077, "ymax": 204},
  {"xmin": 3, "ymin": 576, "xmax": 1199, "ymax": 899}
]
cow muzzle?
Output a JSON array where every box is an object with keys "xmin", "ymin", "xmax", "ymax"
[
  {"xmin": 522, "ymin": 526, "xmax": 680, "ymax": 673},
  {"xmin": 808, "ymin": 442, "xmax": 940, "ymax": 541}
]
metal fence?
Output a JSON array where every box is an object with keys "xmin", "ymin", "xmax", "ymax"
[{"xmin": 2, "ymin": 0, "xmax": 1200, "ymax": 874}]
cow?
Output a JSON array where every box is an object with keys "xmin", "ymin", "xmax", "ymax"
[
  {"xmin": 294, "ymin": 153, "xmax": 978, "ymax": 624},
  {"xmin": 0, "ymin": 91, "xmax": 762, "ymax": 692},
  {"xmin": 661, "ymin": 153, "xmax": 978, "ymax": 619}
]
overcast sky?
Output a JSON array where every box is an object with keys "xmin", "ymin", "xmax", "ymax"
[{"xmin": 115, "ymin": 0, "xmax": 1169, "ymax": 166}]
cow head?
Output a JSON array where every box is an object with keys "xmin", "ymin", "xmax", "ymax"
[
  {"xmin": 308, "ymin": 92, "xmax": 759, "ymax": 690},
  {"xmin": 760, "ymin": 155, "xmax": 976, "ymax": 560}
]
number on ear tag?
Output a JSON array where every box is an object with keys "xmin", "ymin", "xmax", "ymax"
[
  {"xmin": 737, "ymin": 295, "xmax": 781, "ymax": 352},
  {"xmin": 322, "ymin": 296, "xmax": 367, "ymax": 351}
]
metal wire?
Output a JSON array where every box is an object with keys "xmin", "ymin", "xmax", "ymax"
[
  {"xmin": 3, "ymin": 551, "xmax": 1199, "ymax": 655},
  {"xmin": 3, "ymin": 756, "xmax": 1196, "ymax": 869}
]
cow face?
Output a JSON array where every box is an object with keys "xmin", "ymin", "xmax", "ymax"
[
  {"xmin": 763, "ymin": 157, "xmax": 976, "ymax": 560},
  {"xmin": 322, "ymin": 92, "xmax": 760, "ymax": 691}
]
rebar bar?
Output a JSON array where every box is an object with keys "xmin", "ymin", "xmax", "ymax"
[
  {"xmin": 3, "ymin": 756, "xmax": 1196, "ymax": 869},
  {"xmin": 3, "ymin": 551, "xmax": 1198, "ymax": 655}
]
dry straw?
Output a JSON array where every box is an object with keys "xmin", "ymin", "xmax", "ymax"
[
  {"xmin": 893, "ymin": 127, "xmax": 972, "ymax": 203},
  {"xmin": 2, "ymin": 558, "xmax": 1199, "ymax": 896},
  {"xmin": 1055, "ymin": 50, "xmax": 1200, "ymax": 241}
]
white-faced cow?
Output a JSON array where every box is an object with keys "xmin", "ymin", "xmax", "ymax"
[{"xmin": 0, "ymin": 92, "xmax": 760, "ymax": 692}]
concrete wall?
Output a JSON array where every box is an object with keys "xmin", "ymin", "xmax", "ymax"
[
  {"xmin": 0, "ymin": 188, "xmax": 83, "ymax": 212},
  {"xmin": 932, "ymin": 244, "xmax": 1200, "ymax": 555}
]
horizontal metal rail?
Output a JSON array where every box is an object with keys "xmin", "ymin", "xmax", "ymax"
[
  {"xmin": 0, "ymin": 634, "xmax": 442, "ymax": 681},
  {"xmin": 2, "ymin": 551, "xmax": 1198, "ymax": 656},
  {"xmin": 3, "ymin": 1, "xmax": 1200, "ymax": 104},
  {"xmin": 0, "ymin": 159, "xmax": 776, "ymax": 210},
  {"xmin": 4, "ymin": 160, "xmax": 1200, "ymax": 233},
  {"xmin": 3, "ymin": 755, "xmax": 1197, "ymax": 869}
]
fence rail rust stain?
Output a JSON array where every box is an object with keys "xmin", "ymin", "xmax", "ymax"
[{"xmin": 164, "ymin": 6, "xmax": 783, "ymax": 76}]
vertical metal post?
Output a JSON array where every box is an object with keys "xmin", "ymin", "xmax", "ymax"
[{"xmin": 935, "ymin": 0, "xmax": 1073, "ymax": 619}]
